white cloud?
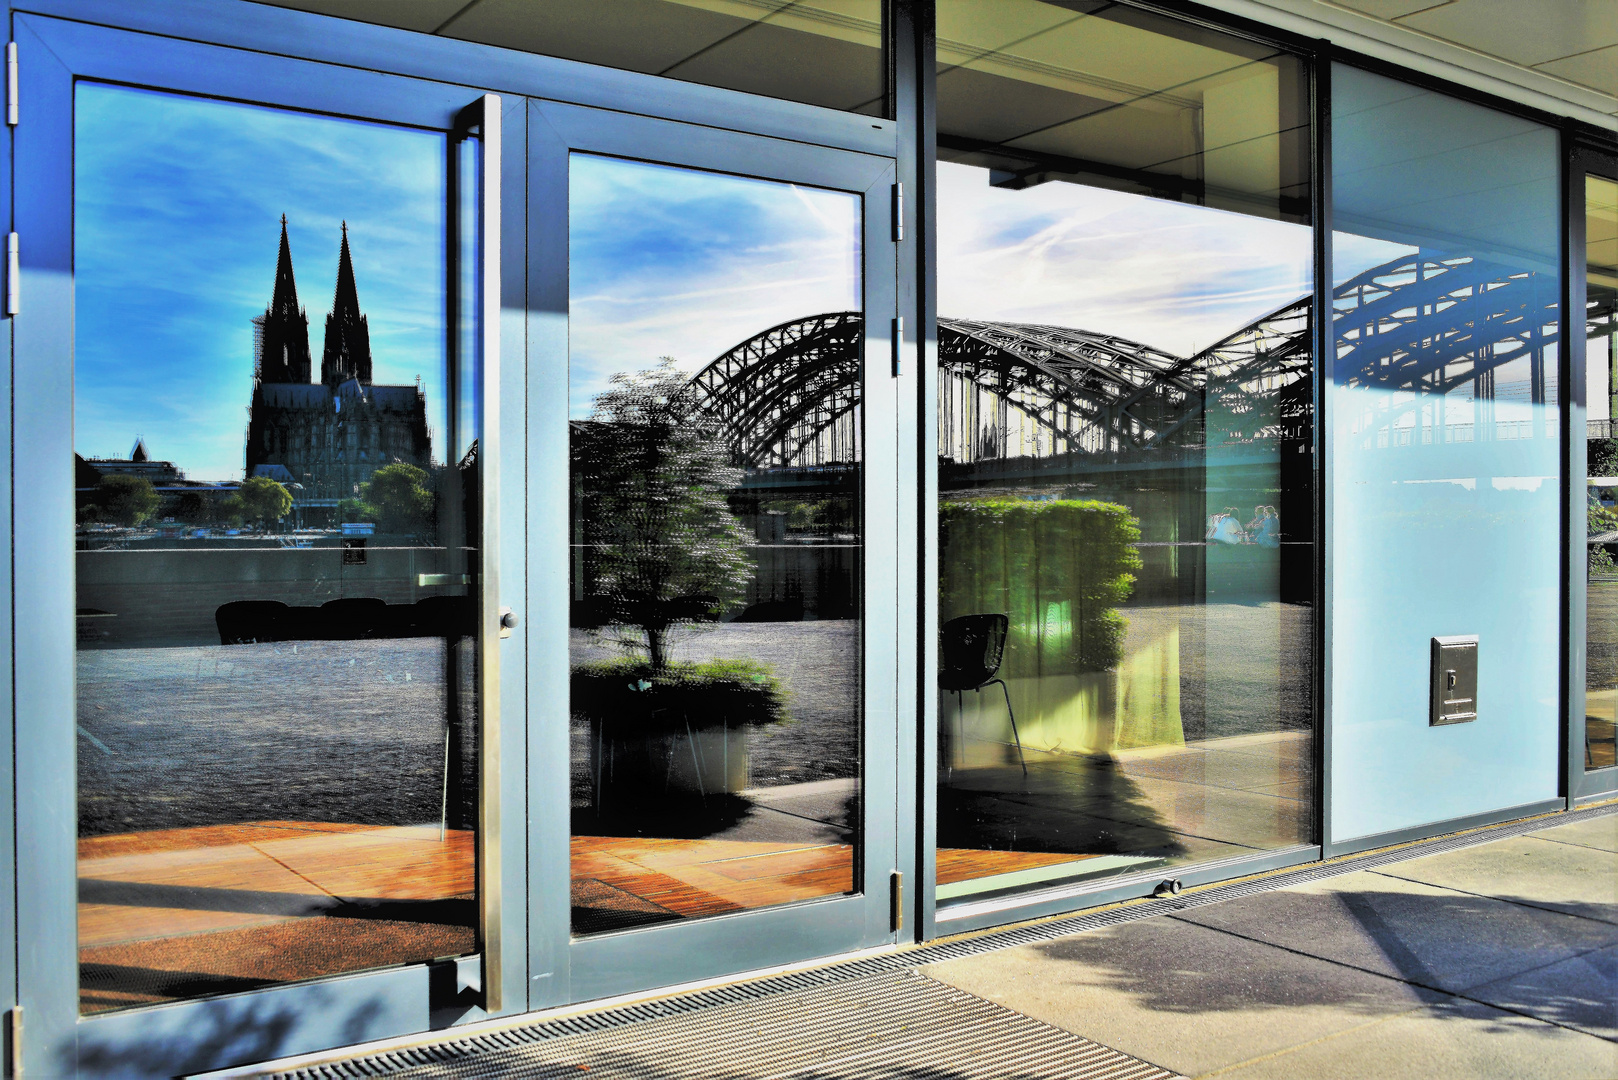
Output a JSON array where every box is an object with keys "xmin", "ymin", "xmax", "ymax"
[{"xmin": 937, "ymin": 162, "xmax": 1313, "ymax": 358}]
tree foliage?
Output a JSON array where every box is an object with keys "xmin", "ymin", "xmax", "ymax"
[
  {"xmin": 360, "ymin": 462, "xmax": 434, "ymax": 534},
  {"xmin": 235, "ymin": 476, "xmax": 293, "ymax": 527},
  {"xmin": 940, "ymin": 497, "xmax": 1141, "ymax": 674},
  {"xmin": 1590, "ymin": 437, "xmax": 1618, "ymax": 479},
  {"xmin": 573, "ymin": 360, "xmax": 754, "ymax": 671},
  {"xmin": 338, "ymin": 496, "xmax": 379, "ymax": 524},
  {"xmin": 94, "ymin": 474, "xmax": 160, "ymax": 527}
]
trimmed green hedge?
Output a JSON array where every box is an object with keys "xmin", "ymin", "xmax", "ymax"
[
  {"xmin": 940, "ymin": 497, "xmax": 1141, "ymax": 676},
  {"xmin": 571, "ymin": 657, "xmax": 789, "ymax": 733}
]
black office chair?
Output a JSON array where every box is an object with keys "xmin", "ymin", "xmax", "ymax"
[{"xmin": 940, "ymin": 613, "xmax": 1026, "ymax": 776}]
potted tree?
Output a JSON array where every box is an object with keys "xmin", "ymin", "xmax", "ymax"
[{"xmin": 571, "ymin": 361, "xmax": 788, "ymax": 804}]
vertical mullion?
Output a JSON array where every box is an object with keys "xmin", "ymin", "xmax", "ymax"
[
  {"xmin": 1313, "ymin": 48, "xmax": 1335, "ymax": 858},
  {"xmin": 906, "ymin": 0, "xmax": 939, "ymax": 942},
  {"xmin": 1563, "ymin": 142, "xmax": 1581, "ymax": 805},
  {"xmin": 11, "ymin": 16, "xmax": 76, "ymax": 1072}
]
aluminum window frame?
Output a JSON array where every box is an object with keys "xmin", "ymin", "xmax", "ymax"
[{"xmin": 7, "ymin": 13, "xmax": 525, "ymax": 1076}]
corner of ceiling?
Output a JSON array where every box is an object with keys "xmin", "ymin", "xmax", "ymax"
[{"xmin": 1189, "ymin": 0, "xmax": 1618, "ymax": 131}]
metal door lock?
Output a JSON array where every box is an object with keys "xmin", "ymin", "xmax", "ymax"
[{"xmin": 499, "ymin": 607, "xmax": 519, "ymax": 637}]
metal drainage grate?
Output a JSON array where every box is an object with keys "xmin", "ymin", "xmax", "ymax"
[
  {"xmin": 276, "ymin": 970, "xmax": 1180, "ymax": 1080},
  {"xmin": 258, "ymin": 801, "xmax": 1614, "ymax": 1079}
]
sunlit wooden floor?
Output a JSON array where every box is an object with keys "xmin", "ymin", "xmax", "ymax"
[
  {"xmin": 79, "ymin": 821, "xmax": 1089, "ymax": 1010},
  {"xmin": 78, "ymin": 821, "xmax": 476, "ymax": 1013}
]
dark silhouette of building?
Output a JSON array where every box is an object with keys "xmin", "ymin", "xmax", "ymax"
[
  {"xmin": 257, "ymin": 216, "xmax": 313, "ymax": 384},
  {"xmin": 321, "ymin": 223, "xmax": 373, "ymax": 387},
  {"xmin": 245, "ymin": 218, "xmax": 430, "ymax": 521}
]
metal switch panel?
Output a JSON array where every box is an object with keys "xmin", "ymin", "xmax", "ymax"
[{"xmin": 1430, "ymin": 636, "xmax": 1478, "ymax": 726}]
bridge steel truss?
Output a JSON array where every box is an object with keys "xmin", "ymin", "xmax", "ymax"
[
  {"xmin": 681, "ymin": 250, "xmax": 1599, "ymax": 472},
  {"xmin": 1332, "ymin": 251, "xmax": 1564, "ymax": 449}
]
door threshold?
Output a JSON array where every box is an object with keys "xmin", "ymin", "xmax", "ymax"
[{"xmin": 193, "ymin": 941, "xmax": 907, "ymax": 1079}]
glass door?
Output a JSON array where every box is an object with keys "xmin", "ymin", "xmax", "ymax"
[
  {"xmin": 525, "ymin": 101, "xmax": 900, "ymax": 1001},
  {"xmin": 12, "ymin": 17, "xmax": 514, "ymax": 1076},
  {"xmin": 1577, "ymin": 147, "xmax": 1618, "ymax": 801}
]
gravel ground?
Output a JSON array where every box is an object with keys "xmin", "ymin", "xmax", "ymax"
[
  {"xmin": 569, "ymin": 621, "xmax": 863, "ymax": 797},
  {"xmin": 76, "ymin": 607, "xmax": 1306, "ymax": 839},
  {"xmin": 1124, "ymin": 601, "xmax": 1314, "ymax": 740},
  {"xmin": 76, "ymin": 639, "xmax": 475, "ymax": 838}
]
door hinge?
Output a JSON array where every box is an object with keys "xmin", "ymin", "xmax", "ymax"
[
  {"xmin": 891, "ymin": 316, "xmax": 903, "ymax": 378},
  {"xmin": 890, "ymin": 870, "xmax": 904, "ymax": 932},
  {"xmin": 891, "ymin": 182, "xmax": 903, "ymax": 243},
  {"xmin": 6, "ymin": 234, "xmax": 18, "ymax": 316},
  {"xmin": 6, "ymin": 42, "xmax": 17, "ymax": 127},
  {"xmin": 7, "ymin": 1005, "xmax": 21, "ymax": 1080}
]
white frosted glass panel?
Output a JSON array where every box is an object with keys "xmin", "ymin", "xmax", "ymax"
[{"xmin": 1329, "ymin": 64, "xmax": 1561, "ymax": 842}]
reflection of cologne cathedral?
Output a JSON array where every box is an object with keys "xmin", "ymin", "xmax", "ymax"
[{"xmin": 245, "ymin": 217, "xmax": 430, "ymax": 520}]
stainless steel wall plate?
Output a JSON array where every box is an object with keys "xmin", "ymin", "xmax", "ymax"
[{"xmin": 1431, "ymin": 635, "xmax": 1478, "ymax": 726}]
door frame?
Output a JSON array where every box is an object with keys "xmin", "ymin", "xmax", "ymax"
[
  {"xmin": 9, "ymin": 15, "xmax": 527, "ymax": 1075},
  {"xmin": 1570, "ymin": 137, "xmax": 1618, "ymax": 805},
  {"xmin": 525, "ymin": 99, "xmax": 903, "ymax": 1006}
]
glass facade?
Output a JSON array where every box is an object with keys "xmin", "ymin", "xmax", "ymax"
[
  {"xmin": 567, "ymin": 154, "xmax": 865, "ymax": 934},
  {"xmin": 1329, "ymin": 64, "xmax": 1562, "ymax": 840},
  {"xmin": 72, "ymin": 85, "xmax": 482, "ymax": 1011},
  {"xmin": 933, "ymin": 0, "xmax": 1315, "ymax": 904},
  {"xmin": 10, "ymin": 0, "xmax": 1614, "ymax": 1068},
  {"xmin": 1587, "ymin": 173, "xmax": 1618, "ymax": 773}
]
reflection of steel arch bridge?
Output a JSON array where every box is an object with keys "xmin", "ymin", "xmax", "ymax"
[
  {"xmin": 686, "ymin": 312, "xmax": 863, "ymax": 469},
  {"xmin": 686, "ymin": 251, "xmax": 1605, "ymax": 469}
]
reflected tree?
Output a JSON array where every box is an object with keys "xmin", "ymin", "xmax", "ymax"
[
  {"xmin": 573, "ymin": 360, "xmax": 754, "ymax": 671},
  {"xmin": 92, "ymin": 474, "xmax": 160, "ymax": 527}
]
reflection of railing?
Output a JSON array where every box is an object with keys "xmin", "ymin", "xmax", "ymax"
[{"xmin": 1592, "ymin": 419, "xmax": 1615, "ymax": 440}]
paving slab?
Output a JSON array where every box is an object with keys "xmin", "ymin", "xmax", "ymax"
[
  {"xmin": 1170, "ymin": 868, "xmax": 1618, "ymax": 994},
  {"xmin": 921, "ymin": 913, "xmax": 1453, "ymax": 1078},
  {"xmin": 1465, "ymin": 943, "xmax": 1618, "ymax": 1041},
  {"xmin": 1372, "ymin": 834, "xmax": 1618, "ymax": 923},
  {"xmin": 1213, "ymin": 995, "xmax": 1618, "ymax": 1080},
  {"xmin": 1528, "ymin": 813, "xmax": 1618, "ymax": 854}
]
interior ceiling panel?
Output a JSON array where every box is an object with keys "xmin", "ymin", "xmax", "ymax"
[
  {"xmin": 1332, "ymin": 0, "xmax": 1618, "ymax": 100},
  {"xmin": 248, "ymin": 0, "xmax": 886, "ymax": 115}
]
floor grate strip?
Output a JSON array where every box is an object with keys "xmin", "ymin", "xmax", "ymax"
[
  {"xmin": 281, "ymin": 971, "xmax": 1182, "ymax": 1080},
  {"xmin": 250, "ymin": 801, "xmax": 1613, "ymax": 1079}
]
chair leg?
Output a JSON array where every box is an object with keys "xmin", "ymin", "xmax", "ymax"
[{"xmin": 991, "ymin": 678, "xmax": 1027, "ymax": 776}]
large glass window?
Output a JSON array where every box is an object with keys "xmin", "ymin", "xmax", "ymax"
[
  {"xmin": 73, "ymin": 84, "xmax": 479, "ymax": 1013},
  {"xmin": 252, "ymin": 0, "xmax": 888, "ymax": 118},
  {"xmin": 1586, "ymin": 172, "xmax": 1618, "ymax": 774},
  {"xmin": 1330, "ymin": 65, "xmax": 1561, "ymax": 839},
  {"xmin": 934, "ymin": 0, "xmax": 1314, "ymax": 905},
  {"xmin": 567, "ymin": 155, "xmax": 865, "ymax": 935}
]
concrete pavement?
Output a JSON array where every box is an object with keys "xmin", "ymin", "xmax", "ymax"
[{"xmin": 924, "ymin": 812, "xmax": 1618, "ymax": 1079}]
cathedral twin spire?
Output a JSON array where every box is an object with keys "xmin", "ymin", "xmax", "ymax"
[{"xmin": 258, "ymin": 216, "xmax": 373, "ymax": 388}]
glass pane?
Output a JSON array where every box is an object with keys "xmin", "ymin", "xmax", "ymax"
[
  {"xmin": 1587, "ymin": 173, "xmax": 1618, "ymax": 772},
  {"xmin": 1330, "ymin": 64, "xmax": 1560, "ymax": 837},
  {"xmin": 74, "ymin": 84, "xmax": 478, "ymax": 1013},
  {"xmin": 937, "ymin": 0, "xmax": 1309, "ymax": 223},
  {"xmin": 568, "ymin": 154, "xmax": 863, "ymax": 935},
  {"xmin": 934, "ymin": 0, "xmax": 1314, "ymax": 904},
  {"xmin": 253, "ymin": 0, "xmax": 888, "ymax": 118}
]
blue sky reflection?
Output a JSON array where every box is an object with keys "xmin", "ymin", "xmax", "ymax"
[
  {"xmin": 74, "ymin": 83, "xmax": 446, "ymax": 481},
  {"xmin": 938, "ymin": 161, "xmax": 1314, "ymax": 358},
  {"xmin": 569, "ymin": 154, "xmax": 862, "ymax": 419}
]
